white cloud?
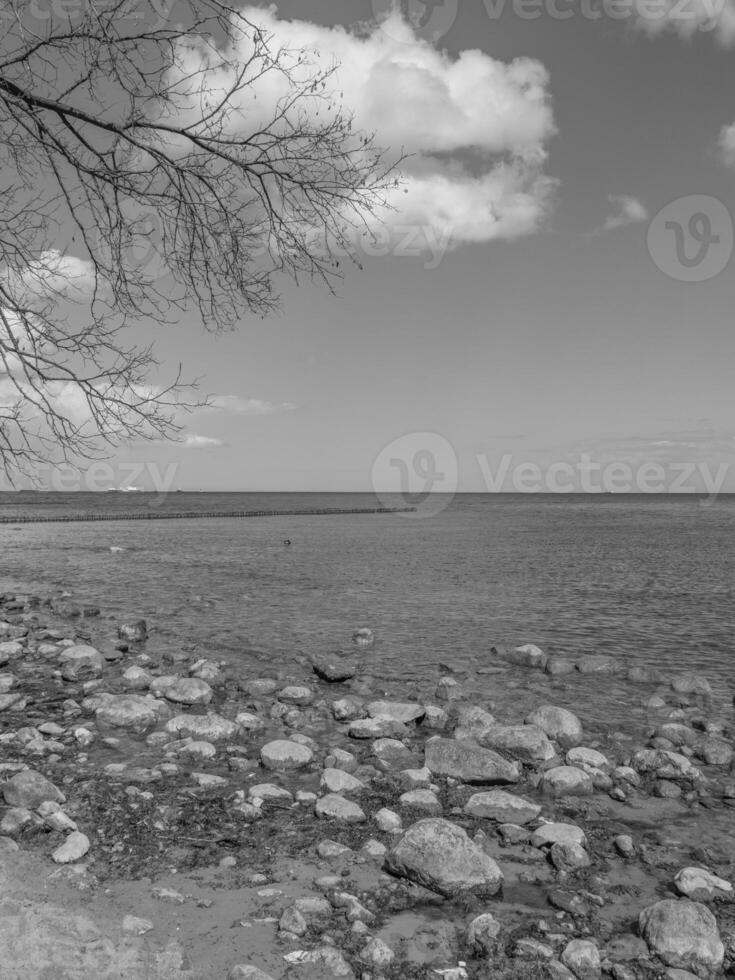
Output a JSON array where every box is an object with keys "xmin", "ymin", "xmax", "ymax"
[
  {"xmin": 717, "ymin": 120, "xmax": 735, "ymax": 167},
  {"xmin": 173, "ymin": 8, "xmax": 557, "ymax": 248},
  {"xmin": 20, "ymin": 249, "xmax": 96, "ymax": 299},
  {"xmin": 183, "ymin": 433, "xmax": 224, "ymax": 448},
  {"xmin": 596, "ymin": 194, "xmax": 649, "ymax": 233},
  {"xmin": 630, "ymin": 0, "xmax": 735, "ymax": 46},
  {"xmin": 207, "ymin": 395, "xmax": 296, "ymax": 416}
]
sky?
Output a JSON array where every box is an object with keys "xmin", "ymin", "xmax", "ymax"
[{"xmin": 9, "ymin": 0, "xmax": 735, "ymax": 492}]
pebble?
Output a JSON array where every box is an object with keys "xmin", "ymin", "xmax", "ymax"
[
  {"xmin": 51, "ymin": 831, "xmax": 90, "ymax": 864},
  {"xmin": 260, "ymin": 739, "xmax": 313, "ymax": 771}
]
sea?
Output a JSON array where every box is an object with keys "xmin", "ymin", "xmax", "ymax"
[{"xmin": 0, "ymin": 492, "xmax": 733, "ymax": 729}]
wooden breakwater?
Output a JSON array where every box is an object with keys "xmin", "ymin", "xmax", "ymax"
[{"xmin": 0, "ymin": 506, "xmax": 415, "ymax": 524}]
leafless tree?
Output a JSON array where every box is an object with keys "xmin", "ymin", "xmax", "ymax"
[{"xmin": 0, "ymin": 0, "xmax": 398, "ymax": 481}]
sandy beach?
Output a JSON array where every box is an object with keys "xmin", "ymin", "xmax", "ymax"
[{"xmin": 0, "ymin": 587, "xmax": 733, "ymax": 980}]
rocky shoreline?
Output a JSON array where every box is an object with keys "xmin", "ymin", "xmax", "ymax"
[{"xmin": 0, "ymin": 590, "xmax": 733, "ymax": 979}]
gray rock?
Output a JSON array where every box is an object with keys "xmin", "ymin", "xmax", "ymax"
[
  {"xmin": 453, "ymin": 705, "xmax": 497, "ymax": 741},
  {"xmin": 277, "ymin": 685, "xmax": 314, "ymax": 706},
  {"xmin": 315, "ymin": 794, "xmax": 366, "ymax": 823},
  {"xmin": 463, "ymin": 789, "xmax": 541, "ymax": 825},
  {"xmin": 673, "ymin": 867, "xmax": 732, "ymax": 902},
  {"xmin": 424, "ymin": 737, "xmax": 520, "ymax": 785},
  {"xmin": 96, "ymin": 694, "xmax": 162, "ymax": 734},
  {"xmin": 260, "ymin": 740, "xmax": 313, "ymax": 771},
  {"xmin": 228, "ymin": 967, "xmax": 276, "ymax": 980},
  {"xmin": 349, "ymin": 717, "xmax": 408, "ymax": 739},
  {"xmin": 320, "ymin": 768, "xmax": 365, "ymax": 796},
  {"xmin": 279, "ymin": 906, "xmax": 307, "ymax": 936},
  {"xmin": 331, "ymin": 697, "xmax": 365, "ymax": 722},
  {"xmin": 550, "ymin": 841, "xmax": 591, "ymax": 871},
  {"xmin": 366, "ymin": 700, "xmax": 425, "ymax": 724},
  {"xmin": 546, "ymin": 658, "xmax": 576, "ymax": 675},
  {"xmin": 422, "ymin": 705, "xmax": 449, "ymax": 729},
  {"xmin": 2, "ymin": 769, "xmax": 65, "ymax": 809},
  {"xmin": 466, "ymin": 912, "xmax": 502, "ymax": 954},
  {"xmin": 384, "ymin": 817, "xmax": 504, "ymax": 898},
  {"xmin": 118, "ymin": 620, "xmax": 147, "ymax": 642},
  {"xmin": 525, "ymin": 705, "xmax": 583, "ymax": 747},
  {"xmin": 540, "ymin": 766, "xmax": 593, "ymax": 797},
  {"xmin": 163, "ymin": 677, "xmax": 213, "ymax": 705},
  {"xmin": 165, "ymin": 713, "xmax": 238, "ymax": 741},
  {"xmin": 499, "ymin": 643, "xmax": 548, "ymax": 669},
  {"xmin": 531, "ymin": 822, "xmax": 586, "ymax": 849},
  {"xmin": 561, "ymin": 939, "xmax": 601, "ymax": 979},
  {"xmin": 51, "ymin": 831, "xmax": 90, "ymax": 864},
  {"xmin": 639, "ymin": 899, "xmax": 724, "ymax": 977},
  {"xmin": 324, "ymin": 748, "xmax": 357, "ymax": 773},
  {"xmin": 435, "ymin": 676, "xmax": 462, "ymax": 701},
  {"xmin": 476, "ymin": 723, "xmax": 556, "ymax": 763},
  {"xmin": 312, "ymin": 654, "xmax": 357, "ymax": 683},
  {"xmin": 399, "ymin": 789, "xmax": 442, "ymax": 815},
  {"xmin": 372, "ymin": 738, "xmax": 418, "ymax": 771},
  {"xmin": 670, "ymin": 674, "xmax": 713, "ymax": 699}
]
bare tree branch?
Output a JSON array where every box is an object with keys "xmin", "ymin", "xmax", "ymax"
[{"xmin": 0, "ymin": 0, "xmax": 400, "ymax": 482}]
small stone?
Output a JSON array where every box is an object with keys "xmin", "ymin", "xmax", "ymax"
[
  {"xmin": 375, "ymin": 808, "xmax": 402, "ymax": 833},
  {"xmin": 51, "ymin": 831, "xmax": 90, "ymax": 863},
  {"xmin": 2, "ymin": 769, "xmax": 65, "ymax": 808},
  {"xmin": 227, "ymin": 968, "xmax": 275, "ymax": 980},
  {"xmin": 122, "ymin": 915, "xmax": 154, "ymax": 935},
  {"xmin": 466, "ymin": 912, "xmax": 502, "ymax": 954},
  {"xmin": 260, "ymin": 739, "xmax": 313, "ymax": 771},
  {"xmin": 332, "ymin": 697, "xmax": 365, "ymax": 722},
  {"xmin": 118, "ymin": 620, "xmax": 147, "ymax": 642},
  {"xmin": 540, "ymin": 766, "xmax": 593, "ymax": 797},
  {"xmin": 96, "ymin": 695, "xmax": 161, "ymax": 734},
  {"xmin": 561, "ymin": 939, "xmax": 601, "ymax": 979},
  {"xmin": 121, "ymin": 666, "xmax": 152, "ymax": 690},
  {"xmin": 366, "ymin": 700, "xmax": 425, "ymax": 724},
  {"xmin": 352, "ymin": 627, "xmax": 374, "ymax": 647},
  {"xmin": 550, "ymin": 841, "xmax": 591, "ymax": 872},
  {"xmin": 576, "ymin": 654, "xmax": 618, "ymax": 675},
  {"xmin": 531, "ymin": 822, "xmax": 586, "ymax": 849},
  {"xmin": 435, "ymin": 676, "xmax": 462, "ymax": 701},
  {"xmin": 166, "ymin": 713, "xmax": 238, "ymax": 741},
  {"xmin": 151, "ymin": 886, "xmax": 185, "ymax": 904},
  {"xmin": 525, "ymin": 705, "xmax": 583, "ymax": 747},
  {"xmin": 360, "ymin": 937, "xmax": 395, "ymax": 968},
  {"xmin": 674, "ymin": 867, "xmax": 732, "ymax": 901},
  {"xmin": 399, "ymin": 789, "xmax": 443, "ymax": 815},
  {"xmin": 615, "ymin": 834, "xmax": 635, "ymax": 857},
  {"xmin": 277, "ymin": 685, "xmax": 313, "ymax": 706},
  {"xmin": 316, "ymin": 839, "xmax": 353, "ymax": 858},
  {"xmin": 464, "ymin": 789, "xmax": 541, "ymax": 825},
  {"xmin": 164, "ymin": 677, "xmax": 213, "ymax": 705},
  {"xmin": 349, "ymin": 717, "xmax": 408, "ymax": 739},
  {"xmin": 312, "ymin": 654, "xmax": 357, "ymax": 682},
  {"xmin": 320, "ymin": 768, "xmax": 365, "ymax": 796},
  {"xmin": 315, "ymin": 794, "xmax": 366, "ymax": 823},
  {"xmin": 279, "ymin": 906, "xmax": 307, "ymax": 936},
  {"xmin": 325, "ymin": 748, "xmax": 358, "ymax": 773}
]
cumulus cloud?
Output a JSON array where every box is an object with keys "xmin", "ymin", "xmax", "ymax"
[
  {"xmin": 173, "ymin": 8, "xmax": 557, "ymax": 249},
  {"xmin": 630, "ymin": 0, "xmax": 735, "ymax": 46},
  {"xmin": 595, "ymin": 194, "xmax": 649, "ymax": 233},
  {"xmin": 207, "ymin": 395, "xmax": 296, "ymax": 416},
  {"xmin": 183, "ymin": 433, "xmax": 224, "ymax": 448},
  {"xmin": 717, "ymin": 120, "xmax": 735, "ymax": 167}
]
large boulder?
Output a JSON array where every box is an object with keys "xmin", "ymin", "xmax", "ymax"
[
  {"xmin": 525, "ymin": 705, "xmax": 583, "ymax": 747},
  {"xmin": 424, "ymin": 738, "xmax": 520, "ymax": 785},
  {"xmin": 639, "ymin": 899, "xmax": 724, "ymax": 977},
  {"xmin": 384, "ymin": 818, "xmax": 503, "ymax": 898}
]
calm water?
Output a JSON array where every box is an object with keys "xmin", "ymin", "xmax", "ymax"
[{"xmin": 0, "ymin": 493, "xmax": 733, "ymax": 725}]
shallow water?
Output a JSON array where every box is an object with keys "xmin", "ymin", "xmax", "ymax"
[{"xmin": 1, "ymin": 493, "xmax": 733, "ymax": 727}]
